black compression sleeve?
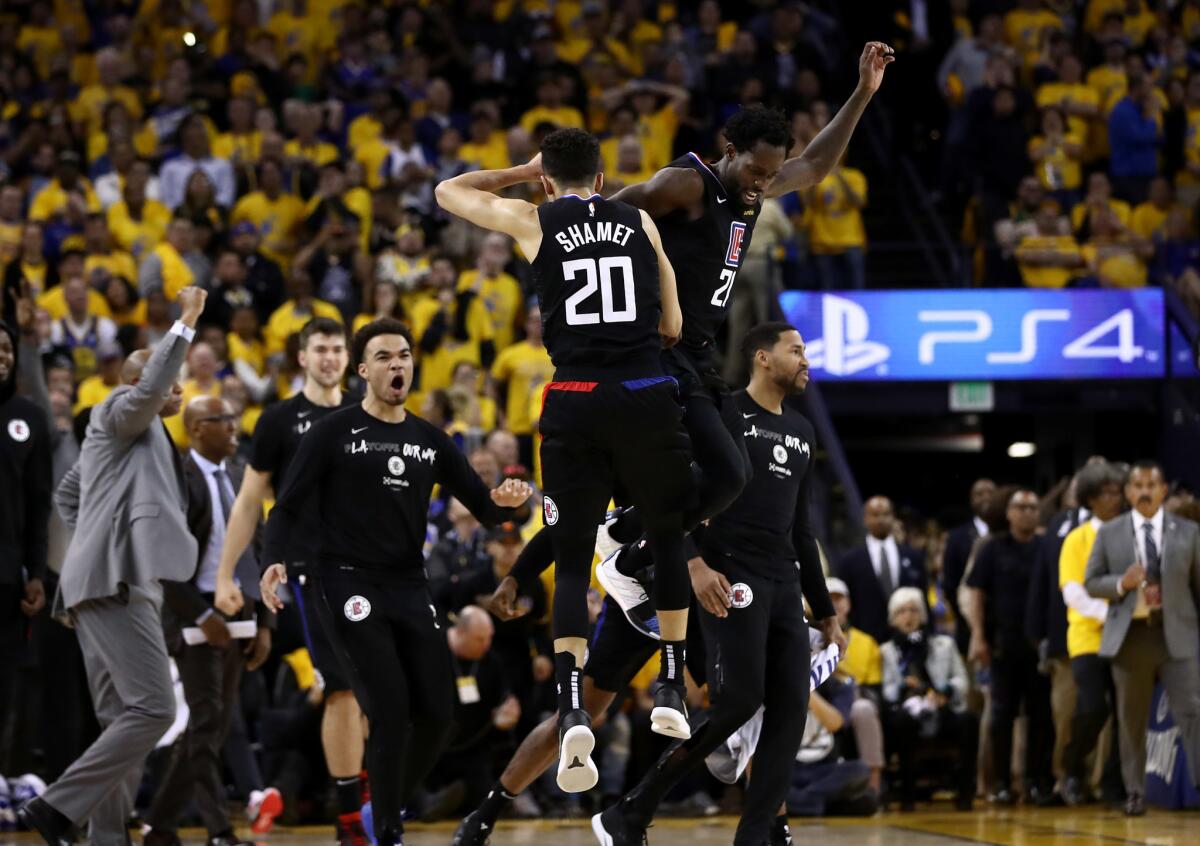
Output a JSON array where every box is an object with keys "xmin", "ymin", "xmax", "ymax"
[
  {"xmin": 793, "ymin": 429, "xmax": 834, "ymax": 620},
  {"xmin": 509, "ymin": 527, "xmax": 555, "ymax": 591},
  {"xmin": 263, "ymin": 417, "xmax": 330, "ymax": 565}
]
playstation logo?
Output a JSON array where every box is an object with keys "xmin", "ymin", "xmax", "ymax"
[{"xmin": 805, "ymin": 295, "xmax": 890, "ymax": 376}]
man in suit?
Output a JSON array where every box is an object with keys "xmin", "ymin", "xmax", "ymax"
[
  {"xmin": 145, "ymin": 395, "xmax": 275, "ymax": 846},
  {"xmin": 836, "ymin": 496, "xmax": 927, "ymax": 644},
  {"xmin": 942, "ymin": 478, "xmax": 996, "ymax": 653},
  {"xmin": 1085, "ymin": 460, "xmax": 1200, "ymax": 817},
  {"xmin": 18, "ymin": 286, "xmax": 206, "ymax": 846}
]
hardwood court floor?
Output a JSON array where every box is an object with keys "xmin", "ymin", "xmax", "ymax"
[{"xmin": 5, "ymin": 807, "xmax": 1200, "ymax": 846}]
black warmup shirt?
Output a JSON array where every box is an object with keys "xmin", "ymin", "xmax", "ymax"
[
  {"xmin": 250, "ymin": 392, "xmax": 355, "ymax": 493},
  {"xmin": 0, "ymin": 393, "xmax": 51, "ymax": 584},
  {"xmin": 701, "ymin": 391, "xmax": 834, "ymax": 619},
  {"xmin": 532, "ymin": 194, "xmax": 663, "ymax": 380},
  {"xmin": 967, "ymin": 533, "xmax": 1044, "ymax": 649},
  {"xmin": 655, "ymin": 153, "xmax": 760, "ymax": 355},
  {"xmin": 262, "ymin": 405, "xmax": 515, "ymax": 576}
]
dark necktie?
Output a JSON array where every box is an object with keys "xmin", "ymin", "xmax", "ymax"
[
  {"xmin": 1143, "ymin": 522, "xmax": 1161, "ymax": 583},
  {"xmin": 877, "ymin": 544, "xmax": 895, "ymax": 598},
  {"xmin": 213, "ymin": 467, "xmax": 235, "ymax": 525}
]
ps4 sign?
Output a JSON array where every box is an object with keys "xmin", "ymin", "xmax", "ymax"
[{"xmin": 779, "ymin": 289, "xmax": 1167, "ymax": 381}]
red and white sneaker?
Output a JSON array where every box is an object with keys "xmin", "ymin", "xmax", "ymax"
[{"xmin": 248, "ymin": 787, "xmax": 284, "ymax": 834}]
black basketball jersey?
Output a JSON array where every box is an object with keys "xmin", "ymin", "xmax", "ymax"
[
  {"xmin": 532, "ymin": 194, "xmax": 663, "ymax": 380},
  {"xmin": 655, "ymin": 153, "xmax": 760, "ymax": 355}
]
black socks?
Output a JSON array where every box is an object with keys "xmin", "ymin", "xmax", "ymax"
[
  {"xmin": 335, "ymin": 775, "xmax": 363, "ymax": 815},
  {"xmin": 555, "ymin": 652, "xmax": 584, "ymax": 714},
  {"xmin": 477, "ymin": 783, "xmax": 517, "ymax": 825},
  {"xmin": 659, "ymin": 640, "xmax": 686, "ymax": 685}
]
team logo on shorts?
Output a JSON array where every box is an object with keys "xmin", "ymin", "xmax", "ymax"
[
  {"xmin": 344, "ymin": 595, "xmax": 372, "ymax": 621},
  {"xmin": 772, "ymin": 444, "xmax": 788, "ymax": 464},
  {"xmin": 729, "ymin": 583, "xmax": 754, "ymax": 609},
  {"xmin": 387, "ymin": 456, "xmax": 406, "ymax": 476},
  {"xmin": 7, "ymin": 418, "xmax": 29, "ymax": 443},
  {"xmin": 543, "ymin": 496, "xmax": 559, "ymax": 526}
]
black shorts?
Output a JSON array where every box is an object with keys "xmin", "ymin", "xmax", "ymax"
[
  {"xmin": 539, "ymin": 377, "xmax": 692, "ymax": 533},
  {"xmin": 293, "ymin": 575, "xmax": 352, "ymax": 694},
  {"xmin": 585, "ymin": 595, "xmax": 707, "ymax": 692}
]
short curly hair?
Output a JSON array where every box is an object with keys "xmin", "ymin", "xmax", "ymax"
[
  {"xmin": 723, "ymin": 105, "xmax": 793, "ymax": 154},
  {"xmin": 352, "ymin": 318, "xmax": 413, "ymax": 364},
  {"xmin": 541, "ymin": 127, "xmax": 601, "ymax": 186}
]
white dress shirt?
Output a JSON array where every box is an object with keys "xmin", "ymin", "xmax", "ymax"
[
  {"xmin": 866, "ymin": 534, "xmax": 900, "ymax": 590},
  {"xmin": 1129, "ymin": 508, "xmax": 1165, "ymax": 618},
  {"xmin": 189, "ymin": 450, "xmax": 240, "ymax": 593},
  {"xmin": 973, "ymin": 516, "xmax": 989, "ymax": 539},
  {"xmin": 159, "ymin": 154, "xmax": 236, "ymax": 209}
]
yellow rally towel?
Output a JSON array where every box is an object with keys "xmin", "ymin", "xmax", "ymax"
[{"xmin": 283, "ymin": 647, "xmax": 316, "ymax": 691}]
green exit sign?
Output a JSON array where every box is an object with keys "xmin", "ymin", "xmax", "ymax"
[{"xmin": 949, "ymin": 381, "xmax": 994, "ymax": 412}]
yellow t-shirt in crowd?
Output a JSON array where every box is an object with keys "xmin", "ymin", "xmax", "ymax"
[
  {"xmin": 1086, "ymin": 65, "xmax": 1127, "ymax": 114},
  {"xmin": 1081, "ymin": 243, "xmax": 1148, "ymax": 288},
  {"xmin": 1029, "ymin": 132, "xmax": 1085, "ymax": 191},
  {"xmin": 107, "ymin": 199, "xmax": 172, "ymax": 262},
  {"xmin": 460, "ymin": 133, "xmax": 510, "ymax": 172},
  {"xmin": 284, "ymin": 139, "xmax": 340, "ymax": 169},
  {"xmin": 1015, "ymin": 234, "xmax": 1081, "ymax": 288},
  {"xmin": 212, "ymin": 131, "xmax": 264, "ymax": 163},
  {"xmin": 456, "ymin": 269, "xmax": 522, "ymax": 351},
  {"xmin": 37, "ymin": 285, "xmax": 113, "ymax": 321},
  {"xmin": 73, "ymin": 374, "xmax": 117, "ymax": 415},
  {"xmin": 838, "ymin": 626, "xmax": 882, "ymax": 686},
  {"xmin": 353, "ymin": 138, "xmax": 392, "ymax": 191},
  {"xmin": 519, "ymin": 105, "xmax": 586, "ymax": 135},
  {"xmin": 84, "ymin": 250, "xmax": 137, "ymax": 284},
  {"xmin": 1004, "ymin": 8, "xmax": 1063, "ymax": 66},
  {"xmin": 164, "ymin": 378, "xmax": 221, "ymax": 448},
  {"xmin": 490, "ymin": 341, "xmax": 554, "ymax": 436},
  {"xmin": 70, "ymin": 84, "xmax": 143, "ymax": 135},
  {"xmin": 1060, "ymin": 520, "xmax": 1104, "ymax": 657},
  {"xmin": 17, "ymin": 24, "xmax": 63, "ymax": 79},
  {"xmin": 0, "ymin": 222, "xmax": 23, "ymax": 264},
  {"xmin": 635, "ymin": 105, "xmax": 679, "ymax": 172},
  {"xmin": 264, "ymin": 299, "xmax": 344, "ymax": 355},
  {"xmin": 807, "ymin": 168, "xmax": 868, "ymax": 254},
  {"xmin": 410, "ymin": 296, "xmax": 494, "ymax": 393},
  {"xmin": 1035, "ymin": 82, "xmax": 1100, "ymax": 140},
  {"xmin": 1070, "ymin": 198, "xmax": 1132, "ymax": 231},
  {"xmin": 231, "ymin": 191, "xmax": 306, "ymax": 268},
  {"xmin": 266, "ymin": 11, "xmax": 323, "ymax": 71},
  {"xmin": 1131, "ymin": 202, "xmax": 1177, "ymax": 241},
  {"xmin": 228, "ymin": 332, "xmax": 266, "ymax": 374},
  {"xmin": 29, "ymin": 179, "xmax": 102, "ymax": 222},
  {"xmin": 348, "ymin": 114, "xmax": 382, "ymax": 152}
]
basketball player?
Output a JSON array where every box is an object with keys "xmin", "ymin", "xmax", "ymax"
[
  {"xmin": 210, "ymin": 318, "xmax": 371, "ymax": 843},
  {"xmin": 592, "ymin": 322, "xmax": 840, "ymax": 846},
  {"xmin": 258, "ymin": 319, "xmax": 532, "ymax": 846},
  {"xmin": 436, "ymin": 128, "xmax": 696, "ymax": 793},
  {"xmin": 452, "ymin": 322, "xmax": 842, "ymax": 846},
  {"xmin": 490, "ymin": 42, "xmax": 895, "ymax": 633}
]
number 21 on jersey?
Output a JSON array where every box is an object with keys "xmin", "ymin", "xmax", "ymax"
[
  {"xmin": 563, "ymin": 256, "xmax": 636, "ymax": 325},
  {"xmin": 712, "ymin": 221, "xmax": 747, "ymax": 307}
]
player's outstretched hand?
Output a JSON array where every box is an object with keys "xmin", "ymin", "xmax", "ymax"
[
  {"xmin": 490, "ymin": 477, "xmax": 533, "ymax": 507},
  {"xmin": 482, "ymin": 575, "xmax": 529, "ymax": 621},
  {"xmin": 858, "ymin": 42, "xmax": 895, "ymax": 95},
  {"xmin": 260, "ymin": 563, "xmax": 288, "ymax": 614}
]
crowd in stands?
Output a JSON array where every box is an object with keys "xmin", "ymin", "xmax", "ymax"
[
  {"xmin": 925, "ymin": 0, "xmax": 1200, "ymax": 309},
  {"xmin": 2, "ymin": 0, "xmax": 1199, "ymax": 832}
]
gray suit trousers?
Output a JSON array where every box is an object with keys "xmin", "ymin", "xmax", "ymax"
[
  {"xmin": 1111, "ymin": 621, "xmax": 1200, "ymax": 795},
  {"xmin": 42, "ymin": 583, "xmax": 175, "ymax": 846}
]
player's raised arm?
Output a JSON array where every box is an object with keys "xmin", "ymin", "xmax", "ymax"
[
  {"xmin": 639, "ymin": 209, "xmax": 682, "ymax": 346},
  {"xmin": 765, "ymin": 42, "xmax": 894, "ymax": 198},
  {"xmin": 610, "ymin": 163, "xmax": 704, "ymax": 218},
  {"xmin": 434, "ymin": 159, "xmax": 545, "ymax": 257}
]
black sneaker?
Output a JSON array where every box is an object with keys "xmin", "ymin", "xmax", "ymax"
[
  {"xmin": 590, "ymin": 804, "xmax": 648, "ymax": 846},
  {"xmin": 650, "ymin": 682, "xmax": 691, "ymax": 739},
  {"xmin": 557, "ymin": 708, "xmax": 598, "ymax": 793},
  {"xmin": 451, "ymin": 810, "xmax": 493, "ymax": 846},
  {"xmin": 17, "ymin": 798, "xmax": 78, "ymax": 846},
  {"xmin": 771, "ymin": 815, "xmax": 793, "ymax": 846}
]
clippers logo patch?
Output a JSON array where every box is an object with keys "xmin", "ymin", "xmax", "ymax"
[
  {"xmin": 543, "ymin": 496, "xmax": 560, "ymax": 526},
  {"xmin": 7, "ymin": 418, "xmax": 30, "ymax": 443},
  {"xmin": 344, "ymin": 595, "xmax": 372, "ymax": 622},
  {"xmin": 725, "ymin": 221, "xmax": 747, "ymax": 267},
  {"xmin": 729, "ymin": 583, "xmax": 754, "ymax": 609}
]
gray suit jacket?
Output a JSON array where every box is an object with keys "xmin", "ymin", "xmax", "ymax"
[
  {"xmin": 54, "ymin": 327, "xmax": 198, "ymax": 610},
  {"xmin": 1084, "ymin": 511, "xmax": 1200, "ymax": 660}
]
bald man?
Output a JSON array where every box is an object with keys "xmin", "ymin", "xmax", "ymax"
[
  {"xmin": 433, "ymin": 605, "xmax": 521, "ymax": 818},
  {"xmin": 835, "ymin": 496, "xmax": 928, "ymax": 643},
  {"xmin": 145, "ymin": 396, "xmax": 274, "ymax": 846},
  {"xmin": 20, "ymin": 287, "xmax": 206, "ymax": 846}
]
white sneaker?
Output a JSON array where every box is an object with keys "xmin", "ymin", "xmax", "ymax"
[
  {"xmin": 595, "ymin": 549, "xmax": 660, "ymax": 640},
  {"xmin": 594, "ymin": 509, "xmax": 626, "ymax": 563},
  {"xmin": 557, "ymin": 710, "xmax": 599, "ymax": 793}
]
